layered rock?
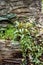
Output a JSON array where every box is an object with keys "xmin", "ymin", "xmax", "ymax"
[{"xmin": 0, "ymin": 0, "xmax": 41, "ymax": 17}]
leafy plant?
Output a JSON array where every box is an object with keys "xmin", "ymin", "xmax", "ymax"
[
  {"xmin": 0, "ymin": 24, "xmax": 15, "ymax": 40},
  {"xmin": 0, "ymin": 21, "xmax": 43, "ymax": 65},
  {"xmin": 13, "ymin": 21, "xmax": 43, "ymax": 65}
]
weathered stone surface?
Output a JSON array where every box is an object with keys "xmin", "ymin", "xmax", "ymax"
[
  {"xmin": 0, "ymin": 0, "xmax": 41, "ymax": 18},
  {"xmin": 0, "ymin": 40, "xmax": 21, "ymax": 60}
]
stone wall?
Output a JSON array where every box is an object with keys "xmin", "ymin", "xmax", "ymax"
[{"xmin": 0, "ymin": 0, "xmax": 41, "ymax": 18}]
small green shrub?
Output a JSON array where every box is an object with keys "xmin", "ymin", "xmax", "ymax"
[{"xmin": 0, "ymin": 21, "xmax": 43, "ymax": 65}]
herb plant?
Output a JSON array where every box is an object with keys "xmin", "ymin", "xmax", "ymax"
[{"xmin": 0, "ymin": 21, "xmax": 43, "ymax": 65}]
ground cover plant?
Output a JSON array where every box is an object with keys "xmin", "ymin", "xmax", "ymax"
[{"xmin": 0, "ymin": 21, "xmax": 43, "ymax": 65}]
